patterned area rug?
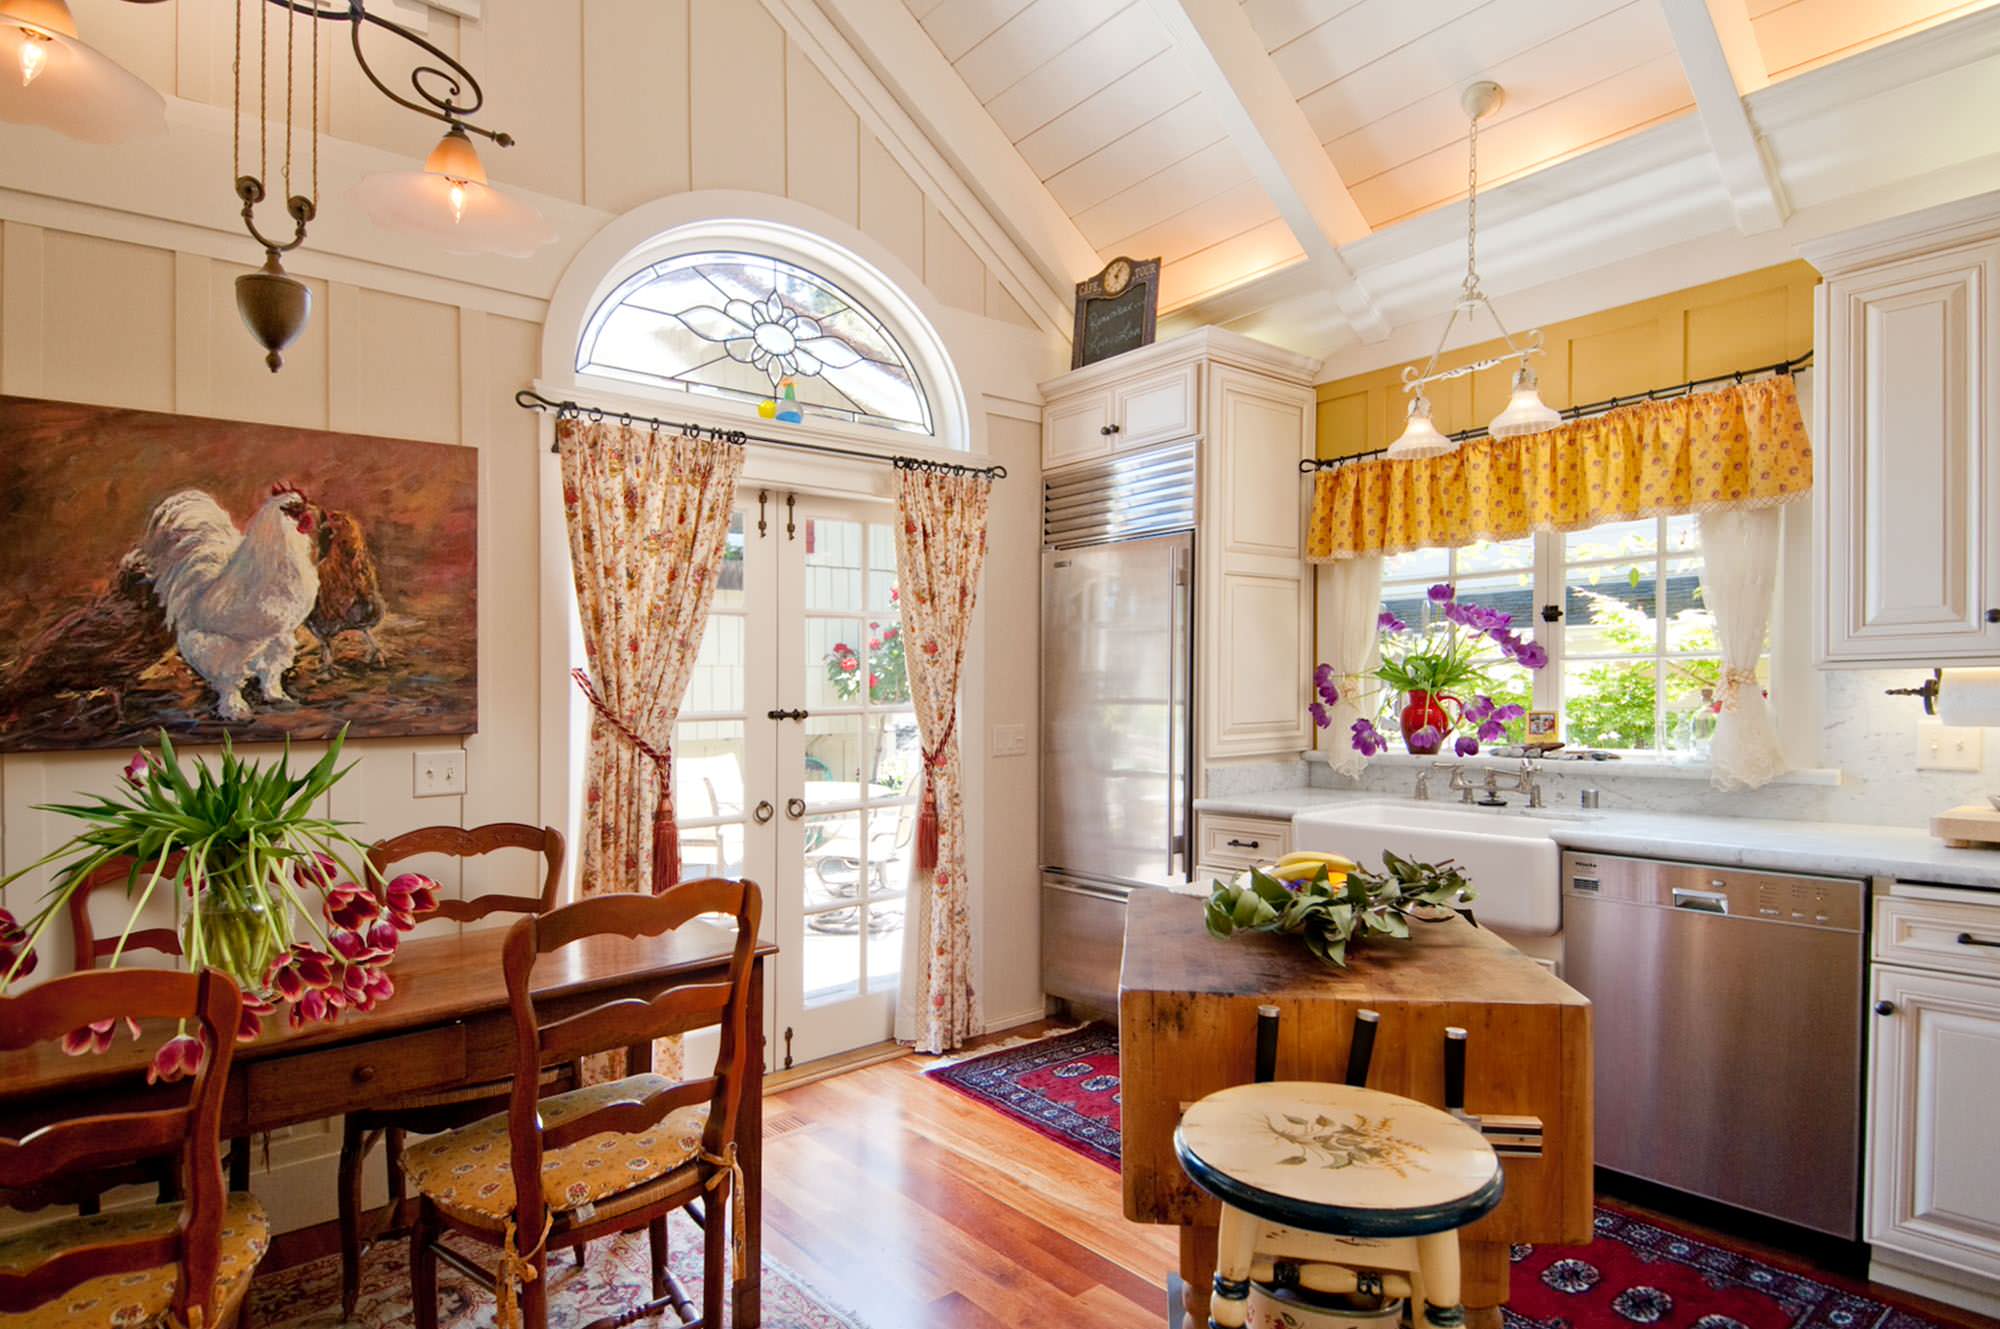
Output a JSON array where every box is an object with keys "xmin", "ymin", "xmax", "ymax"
[
  {"xmin": 248, "ymin": 1209, "xmax": 864, "ymax": 1329},
  {"xmin": 924, "ymin": 1023, "xmax": 1121, "ymax": 1168},
  {"xmin": 936, "ymin": 1028, "xmax": 1967, "ymax": 1329}
]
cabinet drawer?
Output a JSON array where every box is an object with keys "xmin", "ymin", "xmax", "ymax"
[
  {"xmin": 1115, "ymin": 364, "xmax": 1200, "ymax": 450},
  {"xmin": 1045, "ymin": 391, "xmax": 1113, "ymax": 468},
  {"xmin": 1876, "ymin": 894, "xmax": 2000, "ymax": 979},
  {"xmin": 247, "ymin": 1023, "xmax": 468, "ymax": 1122},
  {"xmin": 1197, "ymin": 814, "xmax": 1292, "ymax": 871}
]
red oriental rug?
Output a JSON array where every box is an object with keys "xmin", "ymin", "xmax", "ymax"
[{"xmin": 932, "ymin": 1027, "xmax": 1978, "ymax": 1329}]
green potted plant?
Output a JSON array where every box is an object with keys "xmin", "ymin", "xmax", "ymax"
[{"xmin": 0, "ymin": 728, "xmax": 439, "ymax": 1081}]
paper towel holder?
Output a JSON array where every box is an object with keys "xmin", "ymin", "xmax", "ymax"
[{"xmin": 1885, "ymin": 669, "xmax": 1943, "ymax": 715}]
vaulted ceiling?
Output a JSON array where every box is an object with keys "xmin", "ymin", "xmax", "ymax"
[{"xmin": 818, "ymin": 0, "xmax": 2000, "ymax": 370}]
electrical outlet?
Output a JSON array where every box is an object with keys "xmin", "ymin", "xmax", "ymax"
[
  {"xmin": 992, "ymin": 723, "xmax": 1028, "ymax": 758},
  {"xmin": 414, "ymin": 749, "xmax": 467, "ymax": 797},
  {"xmin": 1916, "ymin": 721, "xmax": 1984, "ymax": 772}
]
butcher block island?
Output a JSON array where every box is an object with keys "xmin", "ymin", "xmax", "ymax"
[{"xmin": 1119, "ymin": 889, "xmax": 1593, "ymax": 1329}]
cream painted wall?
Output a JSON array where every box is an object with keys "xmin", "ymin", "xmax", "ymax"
[{"xmin": 0, "ymin": 0, "xmax": 1061, "ymax": 1233}]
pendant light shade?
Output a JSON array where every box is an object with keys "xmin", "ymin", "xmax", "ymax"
[
  {"xmin": 1487, "ymin": 365, "xmax": 1563, "ymax": 439},
  {"xmin": 0, "ymin": 0, "xmax": 163, "ymax": 144},
  {"xmin": 355, "ymin": 125, "xmax": 556, "ymax": 258},
  {"xmin": 1386, "ymin": 393, "xmax": 1456, "ymax": 460}
]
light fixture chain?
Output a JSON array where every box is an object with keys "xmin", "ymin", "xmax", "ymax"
[
  {"xmin": 310, "ymin": 6, "xmax": 320, "ymax": 204},
  {"xmin": 282, "ymin": 0, "xmax": 294, "ymax": 201},
  {"xmin": 1464, "ymin": 105, "xmax": 1480, "ymax": 301},
  {"xmin": 258, "ymin": 0, "xmax": 267, "ymax": 190},
  {"xmin": 231, "ymin": 0, "xmax": 241, "ymax": 182}
]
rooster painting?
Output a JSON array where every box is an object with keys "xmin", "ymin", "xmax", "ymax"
[{"xmin": 0, "ymin": 394, "xmax": 477, "ymax": 754}]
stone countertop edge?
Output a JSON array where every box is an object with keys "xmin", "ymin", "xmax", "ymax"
[{"xmin": 1192, "ymin": 788, "xmax": 2000, "ymax": 893}]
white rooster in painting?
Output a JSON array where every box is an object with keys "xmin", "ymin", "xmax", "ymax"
[{"xmin": 141, "ymin": 484, "xmax": 321, "ymax": 721}]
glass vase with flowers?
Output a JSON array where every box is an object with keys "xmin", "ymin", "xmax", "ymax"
[
  {"xmin": 0, "ymin": 728, "xmax": 439, "ymax": 1083},
  {"xmin": 1311, "ymin": 583, "xmax": 1548, "ymax": 757}
]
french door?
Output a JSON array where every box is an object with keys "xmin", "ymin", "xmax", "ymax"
[{"xmin": 671, "ymin": 494, "xmax": 916, "ymax": 1071}]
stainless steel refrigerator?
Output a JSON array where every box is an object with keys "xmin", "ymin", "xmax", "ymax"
[{"xmin": 1039, "ymin": 443, "xmax": 1196, "ymax": 1016}]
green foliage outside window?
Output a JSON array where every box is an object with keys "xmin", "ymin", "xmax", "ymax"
[{"xmin": 1565, "ymin": 589, "xmax": 1721, "ymax": 750}]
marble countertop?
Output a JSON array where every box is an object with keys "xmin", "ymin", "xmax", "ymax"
[{"xmin": 1195, "ymin": 788, "xmax": 2000, "ymax": 893}]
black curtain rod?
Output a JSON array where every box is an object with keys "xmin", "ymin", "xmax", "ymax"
[
  {"xmin": 517, "ymin": 389, "xmax": 1007, "ymax": 480},
  {"xmin": 1298, "ymin": 349, "xmax": 1814, "ymax": 473}
]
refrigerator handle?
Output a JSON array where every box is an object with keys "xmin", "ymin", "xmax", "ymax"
[{"xmin": 1167, "ymin": 542, "xmax": 1189, "ymax": 878}]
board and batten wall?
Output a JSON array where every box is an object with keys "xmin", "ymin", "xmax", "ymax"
[{"xmin": 0, "ymin": 0, "xmax": 1061, "ymax": 1234}]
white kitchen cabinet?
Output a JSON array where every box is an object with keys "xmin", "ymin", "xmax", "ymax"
[
  {"xmin": 1040, "ymin": 328, "xmax": 1321, "ymax": 775},
  {"xmin": 1805, "ymin": 192, "xmax": 2000, "ymax": 666},
  {"xmin": 1868, "ymin": 962, "xmax": 2000, "ymax": 1282}
]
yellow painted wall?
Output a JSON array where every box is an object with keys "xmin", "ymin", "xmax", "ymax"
[{"xmin": 1314, "ymin": 261, "xmax": 1820, "ymax": 458}]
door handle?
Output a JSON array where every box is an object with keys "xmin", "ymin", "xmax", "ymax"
[
  {"xmin": 752, "ymin": 800, "xmax": 775, "ymax": 824},
  {"xmin": 784, "ymin": 797, "xmax": 806, "ymax": 820},
  {"xmin": 766, "ymin": 708, "xmax": 809, "ymax": 721}
]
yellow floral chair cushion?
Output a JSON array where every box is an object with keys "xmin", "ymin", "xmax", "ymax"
[
  {"xmin": 0, "ymin": 1192, "xmax": 269, "ymax": 1328},
  {"xmin": 402, "ymin": 1074, "xmax": 709, "ymax": 1225}
]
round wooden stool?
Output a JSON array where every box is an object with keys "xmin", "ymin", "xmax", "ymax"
[{"xmin": 1175, "ymin": 1082, "xmax": 1504, "ymax": 1329}]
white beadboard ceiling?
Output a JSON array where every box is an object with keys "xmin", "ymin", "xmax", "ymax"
[{"xmin": 891, "ymin": 0, "xmax": 1994, "ymax": 325}]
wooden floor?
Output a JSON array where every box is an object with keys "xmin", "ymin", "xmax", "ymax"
[{"xmin": 762, "ymin": 1027, "xmax": 1175, "ymax": 1328}]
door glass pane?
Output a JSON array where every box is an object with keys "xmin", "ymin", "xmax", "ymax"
[
  {"xmin": 675, "ymin": 720, "xmax": 745, "ymax": 821},
  {"xmin": 804, "ymin": 517, "xmax": 863, "ymax": 611},
  {"xmin": 801, "ymin": 918, "xmax": 861, "ymax": 1005},
  {"xmin": 867, "ymin": 522, "xmax": 899, "ymax": 609},
  {"xmin": 805, "ymin": 617, "xmax": 867, "ymax": 710},
  {"xmin": 867, "ymin": 714, "xmax": 921, "ymax": 797},
  {"xmin": 867, "ymin": 806, "xmax": 913, "ymax": 895},
  {"xmin": 803, "ymin": 811, "xmax": 865, "ymax": 909},
  {"xmin": 678, "ymin": 822, "xmax": 744, "ymax": 881},
  {"xmin": 803, "ymin": 715, "xmax": 864, "ymax": 805},
  {"xmin": 684, "ymin": 614, "xmax": 745, "ymax": 714},
  {"xmin": 865, "ymin": 898, "xmax": 904, "ymax": 994},
  {"xmin": 864, "ymin": 619, "xmax": 909, "ymax": 705},
  {"xmin": 713, "ymin": 511, "xmax": 748, "ymax": 611}
]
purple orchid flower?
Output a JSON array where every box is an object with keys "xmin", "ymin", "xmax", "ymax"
[
  {"xmin": 1309, "ymin": 701, "xmax": 1331, "ymax": 729},
  {"xmin": 1454, "ymin": 735, "xmax": 1481, "ymax": 758},
  {"xmin": 1462, "ymin": 695, "xmax": 1497, "ymax": 724},
  {"xmin": 1409, "ymin": 724, "xmax": 1442, "ymax": 750},
  {"xmin": 1494, "ymin": 703, "xmax": 1527, "ymax": 722},
  {"xmin": 1318, "ymin": 681, "xmax": 1339, "ymax": 704},
  {"xmin": 1377, "ymin": 610, "xmax": 1407, "ymax": 633},
  {"xmin": 1478, "ymin": 719, "xmax": 1507, "ymax": 743},
  {"xmin": 1516, "ymin": 642, "xmax": 1550, "ymax": 670},
  {"xmin": 1427, "ymin": 583, "xmax": 1455, "ymax": 604},
  {"xmin": 1314, "ymin": 663, "xmax": 1336, "ymax": 690},
  {"xmin": 1350, "ymin": 718, "xmax": 1388, "ymax": 757}
]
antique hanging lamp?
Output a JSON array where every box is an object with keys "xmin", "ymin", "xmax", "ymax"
[
  {"xmin": 1388, "ymin": 81, "xmax": 1562, "ymax": 459},
  {"xmin": 0, "ymin": 0, "xmax": 164, "ymax": 143}
]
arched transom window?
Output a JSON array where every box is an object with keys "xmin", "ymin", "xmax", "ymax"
[{"xmin": 577, "ymin": 250, "xmax": 934, "ymax": 435}]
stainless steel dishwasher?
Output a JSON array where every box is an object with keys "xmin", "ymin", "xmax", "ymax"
[{"xmin": 1561, "ymin": 851, "xmax": 1866, "ymax": 1238}]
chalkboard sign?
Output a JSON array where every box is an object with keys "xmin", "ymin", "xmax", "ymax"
[{"xmin": 1072, "ymin": 256, "xmax": 1161, "ymax": 369}]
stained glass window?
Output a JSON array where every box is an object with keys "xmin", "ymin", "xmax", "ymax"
[{"xmin": 577, "ymin": 250, "xmax": 934, "ymax": 435}]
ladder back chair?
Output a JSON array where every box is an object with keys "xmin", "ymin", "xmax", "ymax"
[
  {"xmin": 401, "ymin": 878, "xmax": 763, "ymax": 1329},
  {"xmin": 336, "ymin": 822, "xmax": 570, "ymax": 1318},
  {"xmin": 62, "ymin": 856, "xmax": 252, "ymax": 1207},
  {"xmin": 0, "ymin": 968, "xmax": 268, "ymax": 1329}
]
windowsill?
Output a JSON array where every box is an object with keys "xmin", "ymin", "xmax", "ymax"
[{"xmin": 1303, "ymin": 750, "xmax": 1844, "ymax": 787}]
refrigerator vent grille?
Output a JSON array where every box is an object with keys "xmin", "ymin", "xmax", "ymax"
[{"xmin": 1042, "ymin": 441, "xmax": 1197, "ymax": 548}]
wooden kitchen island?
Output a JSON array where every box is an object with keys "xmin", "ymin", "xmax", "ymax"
[{"xmin": 1120, "ymin": 890, "xmax": 1592, "ymax": 1329}]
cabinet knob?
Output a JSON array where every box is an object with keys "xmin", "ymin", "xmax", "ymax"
[
  {"xmin": 1873, "ymin": 1000, "xmax": 1896, "ymax": 1017},
  {"xmin": 353, "ymin": 1063, "xmax": 378, "ymax": 1083},
  {"xmin": 1986, "ymin": 608, "xmax": 2000, "ymax": 624}
]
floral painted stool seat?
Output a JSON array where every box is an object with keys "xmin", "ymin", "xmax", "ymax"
[{"xmin": 1175, "ymin": 1082, "xmax": 1504, "ymax": 1329}]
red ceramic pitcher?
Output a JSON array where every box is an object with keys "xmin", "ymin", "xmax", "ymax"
[{"xmin": 1399, "ymin": 691, "xmax": 1462, "ymax": 754}]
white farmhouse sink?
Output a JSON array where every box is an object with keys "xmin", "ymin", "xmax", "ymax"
[{"xmin": 1291, "ymin": 801, "xmax": 1584, "ymax": 936}]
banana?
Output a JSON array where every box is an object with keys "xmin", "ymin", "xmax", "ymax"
[
  {"xmin": 1265, "ymin": 860, "xmax": 1349, "ymax": 884},
  {"xmin": 1274, "ymin": 850, "xmax": 1359, "ymax": 873}
]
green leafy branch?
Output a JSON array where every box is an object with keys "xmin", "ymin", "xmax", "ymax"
[{"xmin": 1204, "ymin": 852, "xmax": 1476, "ymax": 969}]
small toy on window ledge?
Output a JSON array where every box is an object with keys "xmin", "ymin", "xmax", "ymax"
[{"xmin": 758, "ymin": 377, "xmax": 804, "ymax": 424}]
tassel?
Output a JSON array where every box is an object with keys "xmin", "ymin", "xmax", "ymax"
[
  {"xmin": 651, "ymin": 792, "xmax": 681, "ymax": 894},
  {"xmin": 495, "ymin": 1212, "xmax": 553, "ymax": 1329},
  {"xmin": 916, "ymin": 772, "xmax": 939, "ymax": 875},
  {"xmin": 701, "ymin": 1142, "xmax": 748, "ymax": 1279}
]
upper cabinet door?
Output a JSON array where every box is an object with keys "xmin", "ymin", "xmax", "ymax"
[
  {"xmin": 1113, "ymin": 363, "xmax": 1201, "ymax": 452},
  {"xmin": 1816, "ymin": 240, "xmax": 2000, "ymax": 666},
  {"xmin": 1044, "ymin": 389, "xmax": 1114, "ymax": 469}
]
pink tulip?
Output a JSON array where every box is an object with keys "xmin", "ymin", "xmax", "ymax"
[
  {"xmin": 121, "ymin": 751, "xmax": 152, "ymax": 789},
  {"xmin": 366, "ymin": 919, "xmax": 400, "ymax": 954},
  {"xmin": 329, "ymin": 928, "xmax": 371, "ymax": 962},
  {"xmin": 236, "ymin": 995, "xmax": 275, "ymax": 1044},
  {"xmin": 363, "ymin": 970, "xmax": 394, "ymax": 1004},
  {"xmin": 288, "ymin": 945, "xmax": 333, "ymax": 990},
  {"xmin": 0, "ymin": 906, "xmax": 35, "ymax": 982},
  {"xmin": 289, "ymin": 989, "xmax": 329, "ymax": 1028},
  {"xmin": 62, "ymin": 1019, "xmax": 117, "ymax": 1057},
  {"xmin": 384, "ymin": 874, "xmax": 440, "ymax": 931},
  {"xmin": 324, "ymin": 884, "xmax": 379, "ymax": 931},
  {"xmin": 146, "ymin": 1033, "xmax": 205, "ymax": 1085},
  {"xmin": 294, "ymin": 851, "xmax": 340, "ymax": 890}
]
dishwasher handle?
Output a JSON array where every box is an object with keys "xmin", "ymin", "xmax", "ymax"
[{"xmin": 1671, "ymin": 887, "xmax": 1730, "ymax": 915}]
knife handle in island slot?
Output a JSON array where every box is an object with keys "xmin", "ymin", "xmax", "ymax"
[
  {"xmin": 1345, "ymin": 1008, "xmax": 1381, "ymax": 1087},
  {"xmin": 1254, "ymin": 1004, "xmax": 1281, "ymax": 1083},
  {"xmin": 1444, "ymin": 1025, "xmax": 1468, "ymax": 1111}
]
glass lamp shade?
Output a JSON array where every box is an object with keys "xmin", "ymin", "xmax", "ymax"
[
  {"xmin": 1487, "ymin": 365, "xmax": 1563, "ymax": 439},
  {"xmin": 354, "ymin": 127, "xmax": 556, "ymax": 258},
  {"xmin": 1386, "ymin": 393, "xmax": 1457, "ymax": 460},
  {"xmin": 0, "ymin": 0, "xmax": 164, "ymax": 144}
]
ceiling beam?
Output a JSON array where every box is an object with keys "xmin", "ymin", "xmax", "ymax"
[
  {"xmin": 781, "ymin": 0, "xmax": 1102, "ymax": 330},
  {"xmin": 1142, "ymin": 0, "xmax": 1388, "ymax": 341},
  {"xmin": 1660, "ymin": 0, "xmax": 1788, "ymax": 233}
]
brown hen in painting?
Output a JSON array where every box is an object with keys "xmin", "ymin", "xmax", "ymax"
[{"xmin": 0, "ymin": 395, "xmax": 477, "ymax": 753}]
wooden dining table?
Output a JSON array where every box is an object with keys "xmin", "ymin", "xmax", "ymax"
[{"xmin": 0, "ymin": 920, "xmax": 775, "ymax": 1328}]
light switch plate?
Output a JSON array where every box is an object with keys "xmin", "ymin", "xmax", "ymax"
[
  {"xmin": 1916, "ymin": 721, "xmax": 1984, "ymax": 772},
  {"xmin": 992, "ymin": 723, "xmax": 1028, "ymax": 758},
  {"xmin": 414, "ymin": 749, "xmax": 467, "ymax": 797}
]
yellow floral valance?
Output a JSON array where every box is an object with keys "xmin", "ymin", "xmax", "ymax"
[{"xmin": 1307, "ymin": 374, "xmax": 1811, "ymax": 562}]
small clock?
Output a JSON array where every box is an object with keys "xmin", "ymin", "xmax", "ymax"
[
  {"xmin": 1102, "ymin": 257, "xmax": 1134, "ymax": 297},
  {"xmin": 1072, "ymin": 255, "xmax": 1160, "ymax": 369}
]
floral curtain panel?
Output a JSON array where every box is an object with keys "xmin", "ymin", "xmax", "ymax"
[
  {"xmin": 558, "ymin": 418, "xmax": 743, "ymax": 1073},
  {"xmin": 891, "ymin": 467, "xmax": 992, "ymax": 1055},
  {"xmin": 1307, "ymin": 375, "xmax": 1811, "ymax": 561}
]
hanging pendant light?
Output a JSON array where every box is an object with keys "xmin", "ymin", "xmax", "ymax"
[
  {"xmin": 354, "ymin": 124, "xmax": 555, "ymax": 257},
  {"xmin": 1391, "ymin": 81, "xmax": 1559, "ymax": 452},
  {"xmin": 1387, "ymin": 392, "xmax": 1453, "ymax": 460},
  {"xmin": 1487, "ymin": 364, "xmax": 1563, "ymax": 439},
  {"xmin": 0, "ymin": 0, "xmax": 163, "ymax": 143}
]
